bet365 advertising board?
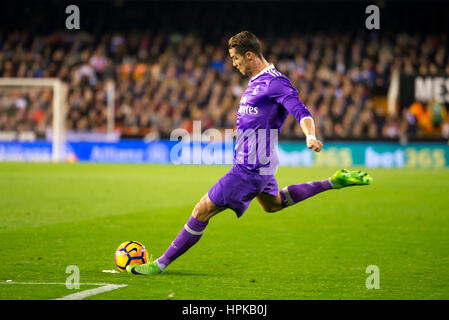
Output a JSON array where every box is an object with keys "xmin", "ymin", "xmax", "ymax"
[{"xmin": 0, "ymin": 140, "xmax": 448, "ymax": 169}]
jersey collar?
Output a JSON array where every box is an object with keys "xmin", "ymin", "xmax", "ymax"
[{"xmin": 250, "ymin": 63, "xmax": 274, "ymax": 82}]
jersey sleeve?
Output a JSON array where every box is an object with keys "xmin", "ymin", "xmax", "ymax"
[{"xmin": 267, "ymin": 77, "xmax": 312, "ymax": 123}]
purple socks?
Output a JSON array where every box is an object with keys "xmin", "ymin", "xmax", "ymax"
[
  {"xmin": 280, "ymin": 179, "xmax": 334, "ymax": 207},
  {"xmin": 156, "ymin": 216, "xmax": 208, "ymax": 270}
]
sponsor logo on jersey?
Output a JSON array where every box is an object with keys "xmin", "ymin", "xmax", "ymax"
[{"xmin": 238, "ymin": 104, "xmax": 259, "ymax": 115}]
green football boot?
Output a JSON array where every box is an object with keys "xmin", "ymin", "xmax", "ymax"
[
  {"xmin": 126, "ymin": 260, "xmax": 163, "ymax": 275},
  {"xmin": 329, "ymin": 169, "xmax": 373, "ymax": 189}
]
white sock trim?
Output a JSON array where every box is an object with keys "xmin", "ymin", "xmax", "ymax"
[
  {"xmin": 281, "ymin": 187, "xmax": 295, "ymax": 206},
  {"xmin": 327, "ymin": 178, "xmax": 336, "ymax": 189},
  {"xmin": 155, "ymin": 259, "xmax": 166, "ymax": 271},
  {"xmin": 184, "ymin": 224, "xmax": 205, "ymax": 236}
]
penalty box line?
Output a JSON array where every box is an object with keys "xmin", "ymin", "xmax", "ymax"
[{"xmin": 1, "ymin": 281, "xmax": 128, "ymax": 300}]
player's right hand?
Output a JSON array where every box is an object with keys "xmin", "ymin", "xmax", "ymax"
[{"xmin": 306, "ymin": 135, "xmax": 323, "ymax": 152}]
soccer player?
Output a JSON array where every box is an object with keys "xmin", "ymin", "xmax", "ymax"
[{"xmin": 127, "ymin": 31, "xmax": 372, "ymax": 275}]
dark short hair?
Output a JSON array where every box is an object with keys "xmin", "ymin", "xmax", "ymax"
[{"xmin": 228, "ymin": 31, "xmax": 262, "ymax": 58}]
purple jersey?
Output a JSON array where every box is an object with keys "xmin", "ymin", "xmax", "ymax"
[{"xmin": 234, "ymin": 64, "xmax": 312, "ymax": 175}]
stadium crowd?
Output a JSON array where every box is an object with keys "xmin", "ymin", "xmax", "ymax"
[{"xmin": 0, "ymin": 29, "xmax": 449, "ymax": 141}]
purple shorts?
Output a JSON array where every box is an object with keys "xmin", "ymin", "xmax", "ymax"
[{"xmin": 208, "ymin": 164, "xmax": 279, "ymax": 218}]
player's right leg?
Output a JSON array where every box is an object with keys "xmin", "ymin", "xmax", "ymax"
[
  {"xmin": 127, "ymin": 164, "xmax": 269, "ymax": 275},
  {"xmin": 127, "ymin": 194, "xmax": 225, "ymax": 275}
]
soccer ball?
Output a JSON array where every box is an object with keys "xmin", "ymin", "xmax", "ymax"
[{"xmin": 115, "ymin": 241, "xmax": 149, "ymax": 272}]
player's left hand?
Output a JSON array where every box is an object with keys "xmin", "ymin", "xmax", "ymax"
[{"xmin": 306, "ymin": 135, "xmax": 323, "ymax": 152}]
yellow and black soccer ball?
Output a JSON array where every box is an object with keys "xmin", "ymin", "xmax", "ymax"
[{"xmin": 115, "ymin": 241, "xmax": 149, "ymax": 272}]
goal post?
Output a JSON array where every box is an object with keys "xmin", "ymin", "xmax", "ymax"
[{"xmin": 0, "ymin": 78, "xmax": 68, "ymax": 162}]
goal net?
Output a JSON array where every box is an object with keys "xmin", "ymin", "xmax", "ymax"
[{"xmin": 0, "ymin": 78, "xmax": 68, "ymax": 162}]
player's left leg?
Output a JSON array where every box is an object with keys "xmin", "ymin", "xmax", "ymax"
[
  {"xmin": 257, "ymin": 178, "xmax": 333, "ymax": 212},
  {"xmin": 257, "ymin": 169, "xmax": 373, "ymax": 212},
  {"xmin": 256, "ymin": 192, "xmax": 283, "ymax": 213}
]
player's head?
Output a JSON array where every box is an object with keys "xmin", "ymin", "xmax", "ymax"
[{"xmin": 228, "ymin": 31, "xmax": 264, "ymax": 76}]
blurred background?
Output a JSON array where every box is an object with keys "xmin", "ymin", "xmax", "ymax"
[{"xmin": 0, "ymin": 0, "xmax": 448, "ymax": 167}]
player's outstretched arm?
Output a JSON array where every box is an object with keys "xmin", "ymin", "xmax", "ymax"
[
  {"xmin": 266, "ymin": 77, "xmax": 322, "ymax": 152},
  {"xmin": 300, "ymin": 117, "xmax": 323, "ymax": 152}
]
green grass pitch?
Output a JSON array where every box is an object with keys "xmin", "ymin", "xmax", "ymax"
[{"xmin": 0, "ymin": 162, "xmax": 448, "ymax": 300}]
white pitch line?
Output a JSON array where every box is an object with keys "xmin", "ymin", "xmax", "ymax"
[
  {"xmin": 1, "ymin": 281, "xmax": 128, "ymax": 300},
  {"xmin": 55, "ymin": 284, "xmax": 128, "ymax": 300},
  {"xmin": 1, "ymin": 281, "xmax": 110, "ymax": 286}
]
